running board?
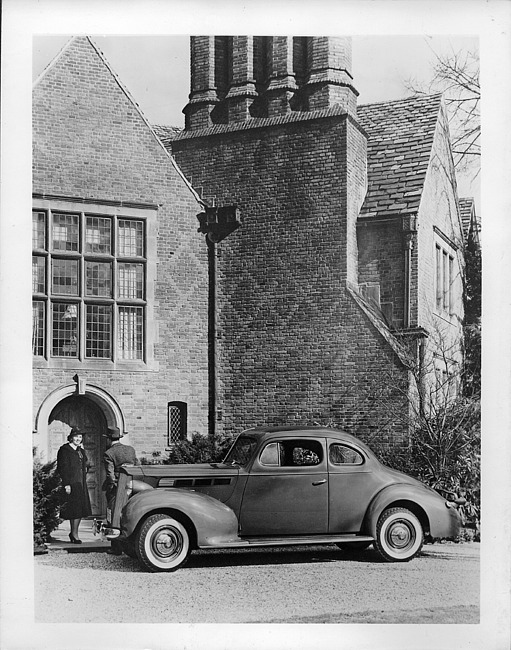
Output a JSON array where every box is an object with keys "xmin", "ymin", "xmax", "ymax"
[{"xmin": 199, "ymin": 534, "xmax": 374, "ymax": 549}]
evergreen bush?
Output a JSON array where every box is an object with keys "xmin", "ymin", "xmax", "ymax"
[
  {"xmin": 164, "ymin": 433, "xmax": 234, "ymax": 465},
  {"xmin": 33, "ymin": 449, "xmax": 62, "ymax": 550}
]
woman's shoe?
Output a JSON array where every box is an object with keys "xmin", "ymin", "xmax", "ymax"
[{"xmin": 69, "ymin": 534, "xmax": 82, "ymax": 544}]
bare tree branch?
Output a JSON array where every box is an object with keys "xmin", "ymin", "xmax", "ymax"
[{"xmin": 405, "ymin": 42, "xmax": 480, "ymax": 176}]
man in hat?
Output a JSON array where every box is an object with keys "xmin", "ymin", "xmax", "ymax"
[{"xmin": 102, "ymin": 426, "xmax": 137, "ymax": 553}]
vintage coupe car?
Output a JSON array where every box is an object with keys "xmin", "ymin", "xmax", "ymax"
[{"xmin": 104, "ymin": 427, "xmax": 462, "ymax": 572}]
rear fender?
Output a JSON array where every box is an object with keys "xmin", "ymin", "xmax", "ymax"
[
  {"xmin": 121, "ymin": 488, "xmax": 240, "ymax": 547},
  {"xmin": 362, "ymin": 484, "xmax": 433, "ymax": 538}
]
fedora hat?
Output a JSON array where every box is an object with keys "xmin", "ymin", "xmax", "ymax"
[{"xmin": 106, "ymin": 426, "xmax": 121, "ymax": 440}]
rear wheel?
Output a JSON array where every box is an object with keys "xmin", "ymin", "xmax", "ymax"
[
  {"xmin": 135, "ymin": 514, "xmax": 191, "ymax": 572},
  {"xmin": 336, "ymin": 541, "xmax": 372, "ymax": 553},
  {"xmin": 374, "ymin": 507, "xmax": 423, "ymax": 562}
]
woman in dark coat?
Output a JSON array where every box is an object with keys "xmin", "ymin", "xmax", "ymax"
[{"xmin": 56, "ymin": 428, "xmax": 92, "ymax": 544}]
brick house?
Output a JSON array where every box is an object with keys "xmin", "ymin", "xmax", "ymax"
[
  {"xmin": 32, "ymin": 36, "xmax": 209, "ymax": 515},
  {"xmin": 33, "ymin": 35, "xmax": 466, "ymax": 517}
]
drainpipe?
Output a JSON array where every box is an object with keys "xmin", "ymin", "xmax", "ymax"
[
  {"xmin": 402, "ymin": 215, "xmax": 417, "ymax": 329},
  {"xmin": 207, "ymin": 236, "xmax": 217, "ymax": 439},
  {"xmin": 197, "ymin": 205, "xmax": 241, "ymax": 439}
]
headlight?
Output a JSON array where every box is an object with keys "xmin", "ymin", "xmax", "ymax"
[
  {"xmin": 130, "ymin": 479, "xmax": 154, "ymax": 495},
  {"xmin": 126, "ymin": 478, "xmax": 133, "ymax": 498}
]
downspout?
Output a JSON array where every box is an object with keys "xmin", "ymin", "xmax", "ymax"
[
  {"xmin": 207, "ymin": 236, "xmax": 217, "ymax": 438},
  {"xmin": 402, "ymin": 215, "xmax": 418, "ymax": 329},
  {"xmin": 197, "ymin": 204, "xmax": 241, "ymax": 439},
  {"xmin": 403, "ymin": 235, "xmax": 412, "ymax": 329}
]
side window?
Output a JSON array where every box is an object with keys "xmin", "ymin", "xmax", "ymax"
[
  {"xmin": 260, "ymin": 439, "xmax": 323, "ymax": 467},
  {"xmin": 329, "ymin": 444, "xmax": 364, "ymax": 466}
]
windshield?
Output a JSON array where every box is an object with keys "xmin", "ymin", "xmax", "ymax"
[{"xmin": 223, "ymin": 435, "xmax": 257, "ymax": 467}]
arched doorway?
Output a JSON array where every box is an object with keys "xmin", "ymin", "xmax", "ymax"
[{"xmin": 49, "ymin": 396, "xmax": 107, "ymax": 516}]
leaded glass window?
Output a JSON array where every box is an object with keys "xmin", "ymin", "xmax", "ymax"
[
  {"xmin": 32, "ymin": 211, "xmax": 46, "ymax": 249},
  {"xmin": 118, "ymin": 263, "xmax": 144, "ymax": 299},
  {"xmin": 86, "ymin": 305, "xmax": 112, "ymax": 358},
  {"xmin": 86, "ymin": 216, "xmax": 111, "ymax": 254},
  {"xmin": 32, "ymin": 208, "xmax": 146, "ymax": 362},
  {"xmin": 52, "ymin": 213, "xmax": 79, "ymax": 251},
  {"xmin": 52, "ymin": 302, "xmax": 79, "ymax": 357},
  {"xmin": 168, "ymin": 402, "xmax": 187, "ymax": 444},
  {"xmin": 118, "ymin": 306, "xmax": 143, "ymax": 360},
  {"xmin": 86, "ymin": 261, "xmax": 112, "ymax": 297},
  {"xmin": 118, "ymin": 219, "xmax": 144, "ymax": 257},
  {"xmin": 32, "ymin": 301, "xmax": 45, "ymax": 356},
  {"xmin": 52, "ymin": 259, "xmax": 79, "ymax": 295},
  {"xmin": 32, "ymin": 256, "xmax": 46, "ymax": 294}
]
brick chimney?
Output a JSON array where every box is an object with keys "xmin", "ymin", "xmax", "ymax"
[
  {"xmin": 183, "ymin": 36, "xmax": 358, "ymax": 129},
  {"xmin": 305, "ymin": 37, "xmax": 358, "ymax": 116},
  {"xmin": 184, "ymin": 36, "xmax": 219, "ymax": 130}
]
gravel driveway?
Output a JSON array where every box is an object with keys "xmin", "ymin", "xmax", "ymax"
[{"xmin": 34, "ymin": 542, "xmax": 479, "ymax": 624}]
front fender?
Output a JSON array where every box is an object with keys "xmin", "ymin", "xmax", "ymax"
[
  {"xmin": 362, "ymin": 484, "xmax": 461, "ymax": 539},
  {"xmin": 121, "ymin": 488, "xmax": 241, "ymax": 547}
]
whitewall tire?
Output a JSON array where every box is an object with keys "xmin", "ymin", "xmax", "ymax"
[
  {"xmin": 374, "ymin": 507, "xmax": 424, "ymax": 562},
  {"xmin": 135, "ymin": 514, "xmax": 191, "ymax": 572}
]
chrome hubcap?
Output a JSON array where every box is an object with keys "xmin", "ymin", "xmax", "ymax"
[
  {"xmin": 152, "ymin": 527, "xmax": 183, "ymax": 560},
  {"xmin": 388, "ymin": 520, "xmax": 414, "ymax": 550}
]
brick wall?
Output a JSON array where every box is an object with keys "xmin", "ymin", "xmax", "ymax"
[
  {"xmin": 32, "ymin": 37, "xmax": 209, "ymax": 455},
  {"xmin": 173, "ymin": 112, "xmax": 411, "ymax": 445}
]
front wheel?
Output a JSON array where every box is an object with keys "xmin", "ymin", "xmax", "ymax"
[
  {"xmin": 135, "ymin": 514, "xmax": 191, "ymax": 572},
  {"xmin": 374, "ymin": 507, "xmax": 424, "ymax": 562}
]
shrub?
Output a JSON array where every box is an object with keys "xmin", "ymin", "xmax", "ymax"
[
  {"xmin": 165, "ymin": 433, "xmax": 234, "ymax": 465},
  {"xmin": 33, "ymin": 449, "xmax": 62, "ymax": 549},
  {"xmin": 370, "ymin": 396, "xmax": 481, "ymax": 530}
]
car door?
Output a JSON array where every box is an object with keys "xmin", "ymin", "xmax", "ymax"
[
  {"xmin": 327, "ymin": 439, "xmax": 382, "ymax": 533},
  {"xmin": 239, "ymin": 437, "xmax": 328, "ymax": 536}
]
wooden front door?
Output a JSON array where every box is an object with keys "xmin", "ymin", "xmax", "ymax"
[{"xmin": 48, "ymin": 396, "xmax": 107, "ymax": 517}]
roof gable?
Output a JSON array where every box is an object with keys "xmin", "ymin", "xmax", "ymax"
[
  {"xmin": 34, "ymin": 36, "xmax": 167, "ymax": 155},
  {"xmin": 357, "ymin": 94, "xmax": 443, "ymax": 219},
  {"xmin": 33, "ymin": 36, "xmax": 201, "ymax": 205}
]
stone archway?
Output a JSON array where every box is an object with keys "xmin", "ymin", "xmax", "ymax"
[
  {"xmin": 34, "ymin": 381, "xmax": 127, "ymax": 518},
  {"xmin": 34, "ymin": 381, "xmax": 126, "ymax": 459}
]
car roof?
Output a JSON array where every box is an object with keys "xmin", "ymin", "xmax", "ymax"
[{"xmin": 241, "ymin": 426, "xmax": 374, "ymax": 452}]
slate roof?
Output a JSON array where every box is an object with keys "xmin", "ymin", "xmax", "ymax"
[
  {"xmin": 152, "ymin": 124, "xmax": 182, "ymax": 149},
  {"xmin": 357, "ymin": 94, "xmax": 443, "ymax": 219},
  {"xmin": 458, "ymin": 196, "xmax": 480, "ymax": 245},
  {"xmin": 153, "ymin": 94, "xmax": 444, "ymax": 222}
]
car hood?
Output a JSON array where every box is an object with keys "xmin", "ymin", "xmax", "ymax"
[{"xmin": 134, "ymin": 462, "xmax": 240, "ymax": 478}]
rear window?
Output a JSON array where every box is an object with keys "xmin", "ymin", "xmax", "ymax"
[{"xmin": 329, "ymin": 443, "xmax": 364, "ymax": 465}]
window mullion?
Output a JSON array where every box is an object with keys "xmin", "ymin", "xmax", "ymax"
[
  {"xmin": 78, "ymin": 212, "xmax": 83, "ymax": 361},
  {"xmin": 45, "ymin": 214, "xmax": 51, "ymax": 358},
  {"xmin": 113, "ymin": 216, "xmax": 117, "ymax": 362}
]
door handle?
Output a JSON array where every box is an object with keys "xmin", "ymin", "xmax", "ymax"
[{"xmin": 312, "ymin": 479, "xmax": 326, "ymax": 486}]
